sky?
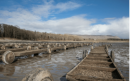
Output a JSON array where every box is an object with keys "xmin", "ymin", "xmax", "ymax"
[{"xmin": 0, "ymin": 0, "xmax": 129, "ymax": 38}]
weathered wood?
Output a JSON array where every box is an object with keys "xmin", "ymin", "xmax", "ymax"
[
  {"xmin": 66, "ymin": 45, "xmax": 126, "ymax": 81},
  {"xmin": 77, "ymin": 66, "xmax": 116, "ymax": 72},
  {"xmin": 63, "ymin": 45, "xmax": 66, "ymax": 50},
  {"xmin": 51, "ymin": 46, "xmax": 63, "ymax": 51},
  {"xmin": 47, "ymin": 48, "xmax": 51, "ymax": 54},
  {"xmin": 32, "ymin": 47, "xmax": 39, "ymax": 50},
  {"xmin": 2, "ymin": 51, "xmax": 15, "ymax": 64},
  {"xmin": 0, "ymin": 45, "xmax": 5, "ymax": 50},
  {"xmin": 91, "ymin": 46, "xmax": 93, "ymax": 50},
  {"xmin": 83, "ymin": 60, "xmax": 112, "ymax": 64},
  {"xmin": 0, "ymin": 48, "xmax": 28, "ymax": 55},
  {"xmin": 22, "ymin": 68, "xmax": 53, "ymax": 81},
  {"xmin": 14, "ymin": 49, "xmax": 47, "ymax": 56},
  {"xmin": 0, "ymin": 55, "xmax": 2, "ymax": 58},
  {"xmin": 67, "ymin": 75, "xmax": 125, "ymax": 81},
  {"xmin": 110, "ymin": 51, "xmax": 115, "ymax": 62}
]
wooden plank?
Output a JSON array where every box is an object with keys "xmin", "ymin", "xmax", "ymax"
[
  {"xmin": 88, "ymin": 55, "xmax": 109, "ymax": 58},
  {"xmin": 90, "ymin": 52, "xmax": 107, "ymax": 54},
  {"xmin": 14, "ymin": 49, "xmax": 47, "ymax": 56},
  {"xmin": 67, "ymin": 45, "xmax": 74, "ymax": 48},
  {"xmin": 105, "ymin": 46, "xmax": 126, "ymax": 80},
  {"xmin": 77, "ymin": 66, "xmax": 116, "ymax": 72},
  {"xmin": 67, "ymin": 75, "xmax": 125, "ymax": 81},
  {"xmin": 88, "ymin": 54, "xmax": 108, "ymax": 57},
  {"xmin": 86, "ymin": 57, "xmax": 110, "ymax": 59},
  {"xmin": 0, "ymin": 48, "xmax": 27, "ymax": 55},
  {"xmin": 83, "ymin": 60, "xmax": 112, "ymax": 64},
  {"xmin": 51, "ymin": 46, "xmax": 63, "ymax": 51},
  {"xmin": 66, "ymin": 46, "xmax": 126, "ymax": 81},
  {"xmin": 67, "ymin": 55, "xmax": 89, "ymax": 75}
]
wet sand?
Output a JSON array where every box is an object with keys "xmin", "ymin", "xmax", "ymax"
[{"xmin": 0, "ymin": 43, "xmax": 129, "ymax": 81}]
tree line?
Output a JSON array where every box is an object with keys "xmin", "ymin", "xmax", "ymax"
[{"xmin": 0, "ymin": 24, "xmax": 83, "ymax": 41}]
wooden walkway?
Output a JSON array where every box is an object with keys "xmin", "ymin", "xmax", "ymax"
[
  {"xmin": 0, "ymin": 43, "xmax": 91, "ymax": 64},
  {"xmin": 66, "ymin": 45, "xmax": 126, "ymax": 81}
]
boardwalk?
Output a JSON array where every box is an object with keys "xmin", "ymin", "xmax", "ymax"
[
  {"xmin": 66, "ymin": 45, "xmax": 126, "ymax": 81},
  {"xmin": 0, "ymin": 42, "xmax": 91, "ymax": 64}
]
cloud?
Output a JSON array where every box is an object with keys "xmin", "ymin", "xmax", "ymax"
[
  {"xmin": 0, "ymin": 0, "xmax": 129, "ymax": 39},
  {"xmin": 85, "ymin": 17, "xmax": 129, "ymax": 38},
  {"xmin": 0, "ymin": 8, "xmax": 40, "ymax": 25},
  {"xmin": 12, "ymin": 15, "xmax": 95, "ymax": 33},
  {"xmin": 0, "ymin": 10, "xmax": 129, "ymax": 38},
  {"xmin": 32, "ymin": 0, "xmax": 81, "ymax": 18},
  {"xmin": 29, "ymin": 16, "xmax": 128, "ymax": 39},
  {"xmin": 32, "ymin": 0, "xmax": 53, "ymax": 18},
  {"xmin": 39, "ymin": 15, "xmax": 96, "ymax": 33},
  {"xmin": 0, "ymin": 0, "xmax": 82, "ymax": 18},
  {"xmin": 0, "ymin": 0, "xmax": 82, "ymax": 27},
  {"xmin": 100, "ymin": 17, "xmax": 116, "ymax": 23},
  {"xmin": 55, "ymin": 1, "xmax": 81, "ymax": 13}
]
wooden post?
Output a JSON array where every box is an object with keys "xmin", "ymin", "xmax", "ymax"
[
  {"xmin": 0, "ymin": 45, "xmax": 5, "ymax": 50},
  {"xmin": 105, "ymin": 45, "xmax": 108, "ymax": 51},
  {"xmin": 63, "ymin": 45, "xmax": 66, "ymax": 50},
  {"xmin": 80, "ymin": 43, "xmax": 83, "ymax": 47},
  {"xmin": 82, "ymin": 50, "xmax": 85, "ymax": 59},
  {"xmin": 27, "ymin": 46, "xmax": 31, "ymax": 50},
  {"xmin": 87, "ymin": 43, "xmax": 88, "ymax": 46},
  {"xmin": 38, "ymin": 44, "xmax": 42, "ymax": 47},
  {"xmin": 91, "ymin": 45, "xmax": 93, "ymax": 50},
  {"xmin": 110, "ymin": 51, "xmax": 115, "ymax": 62},
  {"xmin": 58, "ymin": 44, "xmax": 61, "ymax": 47},
  {"xmin": 85, "ymin": 50, "xmax": 88, "ymax": 57},
  {"xmin": 47, "ymin": 44, "xmax": 50, "ymax": 48},
  {"xmin": 47, "ymin": 45, "xmax": 51, "ymax": 54},
  {"xmin": 33, "ymin": 47, "xmax": 39, "ymax": 50},
  {"xmin": 22, "ymin": 68, "xmax": 53, "ymax": 81},
  {"xmin": 74, "ymin": 43, "xmax": 76, "ymax": 48},
  {"xmin": 55, "ymin": 43, "xmax": 57, "ymax": 46},
  {"xmin": 14, "ymin": 44, "xmax": 19, "ymax": 48}
]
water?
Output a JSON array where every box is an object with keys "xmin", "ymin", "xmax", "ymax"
[
  {"xmin": 107, "ymin": 43, "xmax": 129, "ymax": 81},
  {"xmin": 0, "ymin": 43, "xmax": 129, "ymax": 81},
  {"xmin": 0, "ymin": 45, "xmax": 91, "ymax": 81}
]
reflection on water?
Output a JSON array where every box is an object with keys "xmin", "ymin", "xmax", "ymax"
[
  {"xmin": 0, "ymin": 45, "xmax": 91, "ymax": 81},
  {"xmin": 0, "ymin": 64, "xmax": 15, "ymax": 76},
  {"xmin": 0, "ymin": 43, "xmax": 128, "ymax": 81}
]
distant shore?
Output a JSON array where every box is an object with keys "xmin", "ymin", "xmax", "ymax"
[{"xmin": 0, "ymin": 38, "xmax": 128, "ymax": 43}]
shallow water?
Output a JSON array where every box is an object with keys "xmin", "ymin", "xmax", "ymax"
[
  {"xmin": 0, "ymin": 45, "xmax": 91, "ymax": 81},
  {"xmin": 0, "ymin": 43, "xmax": 129, "ymax": 81},
  {"xmin": 107, "ymin": 43, "xmax": 129, "ymax": 81}
]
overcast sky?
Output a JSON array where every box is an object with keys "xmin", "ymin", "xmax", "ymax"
[{"xmin": 0, "ymin": 0, "xmax": 129, "ymax": 38}]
